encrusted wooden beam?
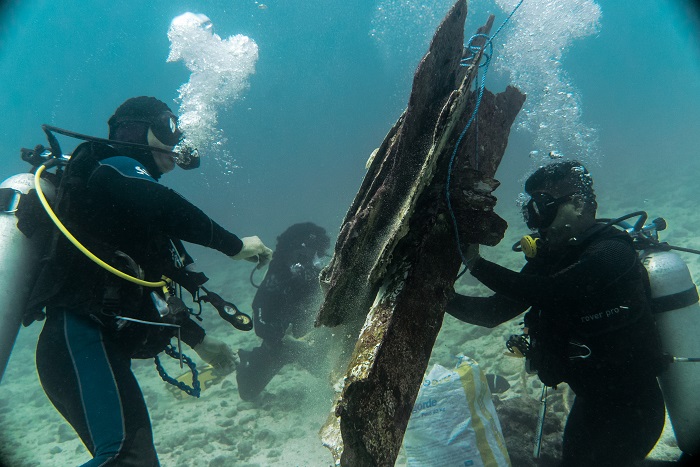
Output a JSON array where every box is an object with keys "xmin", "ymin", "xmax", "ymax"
[{"xmin": 317, "ymin": 1, "xmax": 525, "ymax": 465}]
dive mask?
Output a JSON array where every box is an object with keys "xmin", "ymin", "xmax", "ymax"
[
  {"xmin": 147, "ymin": 112, "xmax": 200, "ymax": 170},
  {"xmin": 523, "ymin": 192, "xmax": 572, "ymax": 230},
  {"xmin": 111, "ymin": 111, "xmax": 182, "ymax": 147},
  {"xmin": 150, "ymin": 111, "xmax": 181, "ymax": 147},
  {"xmin": 289, "ymin": 250, "xmax": 327, "ymax": 278},
  {"xmin": 112, "ymin": 109, "xmax": 200, "ymax": 170}
]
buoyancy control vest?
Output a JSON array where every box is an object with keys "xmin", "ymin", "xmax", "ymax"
[
  {"xmin": 513, "ymin": 211, "xmax": 700, "ymax": 455},
  {"xmin": 25, "ymin": 142, "xmax": 133, "ymax": 317},
  {"xmin": 520, "ymin": 224, "xmax": 663, "ymax": 392},
  {"xmin": 21, "ymin": 142, "xmax": 210, "ymax": 358}
]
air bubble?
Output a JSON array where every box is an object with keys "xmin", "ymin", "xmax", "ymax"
[
  {"xmin": 493, "ymin": 0, "xmax": 602, "ymax": 164},
  {"xmin": 167, "ymin": 13, "xmax": 259, "ymax": 165}
]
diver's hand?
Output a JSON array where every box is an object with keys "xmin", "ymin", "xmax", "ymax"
[
  {"xmin": 465, "ymin": 244, "xmax": 480, "ymax": 270},
  {"xmin": 193, "ymin": 335, "xmax": 238, "ymax": 375},
  {"xmin": 231, "ymin": 236, "xmax": 273, "ymax": 269}
]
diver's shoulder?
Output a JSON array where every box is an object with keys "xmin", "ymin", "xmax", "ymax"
[
  {"xmin": 98, "ymin": 156, "xmax": 156, "ymax": 181},
  {"xmin": 587, "ymin": 224, "xmax": 636, "ymax": 251}
]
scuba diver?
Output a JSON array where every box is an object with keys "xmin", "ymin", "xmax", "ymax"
[
  {"xmin": 446, "ymin": 160, "xmax": 666, "ymax": 466},
  {"xmin": 22, "ymin": 96, "xmax": 273, "ymax": 466},
  {"xmin": 236, "ymin": 222, "xmax": 330, "ymax": 401}
]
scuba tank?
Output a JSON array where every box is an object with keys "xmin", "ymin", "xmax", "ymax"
[
  {"xmin": 588, "ymin": 214, "xmax": 700, "ymax": 455},
  {"xmin": 578, "ymin": 212, "xmax": 700, "ymax": 455},
  {"xmin": 0, "ymin": 172, "xmax": 55, "ymax": 382},
  {"xmin": 643, "ymin": 250, "xmax": 700, "ymax": 455},
  {"xmin": 613, "ymin": 213, "xmax": 700, "ymax": 456}
]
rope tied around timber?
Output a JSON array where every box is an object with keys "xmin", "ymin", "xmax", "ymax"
[{"xmin": 446, "ymin": 0, "xmax": 524, "ymax": 279}]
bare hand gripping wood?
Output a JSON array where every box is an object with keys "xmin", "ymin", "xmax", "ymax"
[{"xmin": 317, "ymin": 1, "xmax": 525, "ymax": 465}]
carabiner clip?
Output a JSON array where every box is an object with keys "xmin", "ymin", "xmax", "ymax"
[{"xmin": 568, "ymin": 342, "xmax": 592, "ymax": 360}]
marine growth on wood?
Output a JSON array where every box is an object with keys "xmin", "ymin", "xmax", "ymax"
[{"xmin": 316, "ymin": 1, "xmax": 526, "ymax": 465}]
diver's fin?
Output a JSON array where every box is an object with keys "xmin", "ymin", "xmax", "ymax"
[{"xmin": 166, "ymin": 364, "xmax": 222, "ymax": 400}]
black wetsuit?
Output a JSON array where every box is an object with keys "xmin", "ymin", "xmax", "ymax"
[
  {"xmin": 30, "ymin": 143, "xmax": 243, "ymax": 466},
  {"xmin": 236, "ymin": 230, "xmax": 324, "ymax": 400},
  {"xmin": 447, "ymin": 224, "xmax": 665, "ymax": 467}
]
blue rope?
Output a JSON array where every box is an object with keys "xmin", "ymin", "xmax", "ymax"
[
  {"xmin": 490, "ymin": 0, "xmax": 525, "ymax": 43},
  {"xmin": 446, "ymin": 0, "xmax": 524, "ymax": 277},
  {"xmin": 154, "ymin": 344, "xmax": 201, "ymax": 398}
]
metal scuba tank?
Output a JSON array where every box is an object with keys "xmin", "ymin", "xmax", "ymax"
[
  {"xmin": 641, "ymin": 250, "xmax": 700, "ymax": 455},
  {"xmin": 0, "ymin": 173, "xmax": 55, "ymax": 382}
]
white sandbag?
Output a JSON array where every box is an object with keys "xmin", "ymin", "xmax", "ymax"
[{"xmin": 403, "ymin": 356, "xmax": 511, "ymax": 467}]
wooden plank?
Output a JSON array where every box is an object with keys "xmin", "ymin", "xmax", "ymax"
[{"xmin": 317, "ymin": 1, "xmax": 525, "ymax": 464}]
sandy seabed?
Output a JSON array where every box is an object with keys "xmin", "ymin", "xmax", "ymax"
[{"xmin": 0, "ymin": 161, "xmax": 696, "ymax": 466}]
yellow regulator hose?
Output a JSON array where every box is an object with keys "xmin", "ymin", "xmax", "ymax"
[{"xmin": 34, "ymin": 163, "xmax": 167, "ymax": 288}]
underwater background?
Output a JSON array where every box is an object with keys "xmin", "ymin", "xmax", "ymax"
[{"xmin": 1, "ymin": 0, "xmax": 699, "ymax": 465}]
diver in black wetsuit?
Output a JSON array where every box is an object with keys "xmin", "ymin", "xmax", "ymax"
[
  {"xmin": 446, "ymin": 160, "xmax": 666, "ymax": 467},
  {"xmin": 236, "ymin": 222, "xmax": 330, "ymax": 400},
  {"xmin": 27, "ymin": 97, "xmax": 273, "ymax": 466}
]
